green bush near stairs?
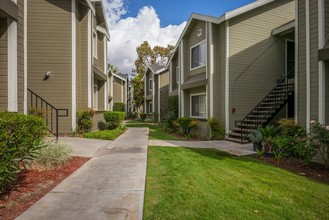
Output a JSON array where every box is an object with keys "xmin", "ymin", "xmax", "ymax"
[{"xmin": 0, "ymin": 112, "xmax": 47, "ymax": 194}]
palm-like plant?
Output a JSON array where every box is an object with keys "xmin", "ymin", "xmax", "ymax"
[{"xmin": 260, "ymin": 125, "xmax": 280, "ymax": 152}]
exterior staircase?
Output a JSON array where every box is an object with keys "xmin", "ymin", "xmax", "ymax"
[
  {"xmin": 27, "ymin": 89, "xmax": 68, "ymax": 141},
  {"xmin": 226, "ymin": 71, "xmax": 295, "ymax": 144}
]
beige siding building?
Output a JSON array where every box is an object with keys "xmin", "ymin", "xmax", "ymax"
[
  {"xmin": 0, "ymin": 0, "xmax": 25, "ymax": 113},
  {"xmin": 296, "ymin": 0, "xmax": 329, "ymax": 129},
  {"xmin": 26, "ymin": 0, "xmax": 109, "ymax": 133},
  {"xmin": 169, "ymin": 0, "xmax": 295, "ymax": 140},
  {"xmin": 144, "ymin": 64, "xmax": 169, "ymax": 122},
  {"xmin": 111, "ymin": 73, "xmax": 127, "ymax": 112}
]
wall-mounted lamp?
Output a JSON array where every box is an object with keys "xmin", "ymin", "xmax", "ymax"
[
  {"xmin": 43, "ymin": 71, "xmax": 51, "ymax": 81},
  {"xmin": 232, "ymin": 107, "xmax": 236, "ymax": 113}
]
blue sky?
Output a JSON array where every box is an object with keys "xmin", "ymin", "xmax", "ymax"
[
  {"xmin": 105, "ymin": 0, "xmax": 257, "ymax": 74},
  {"xmin": 122, "ymin": 0, "xmax": 256, "ymax": 26}
]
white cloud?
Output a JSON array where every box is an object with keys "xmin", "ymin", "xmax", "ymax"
[{"xmin": 104, "ymin": 0, "xmax": 186, "ymax": 74}]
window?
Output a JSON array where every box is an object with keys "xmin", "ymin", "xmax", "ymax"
[
  {"xmin": 149, "ymin": 102, "xmax": 153, "ymax": 113},
  {"xmin": 191, "ymin": 94, "xmax": 206, "ymax": 118},
  {"xmin": 93, "ymin": 84, "xmax": 98, "ymax": 110},
  {"xmin": 93, "ymin": 30, "xmax": 97, "ymax": 59},
  {"xmin": 176, "ymin": 66, "xmax": 179, "ymax": 83},
  {"xmin": 191, "ymin": 41, "xmax": 206, "ymax": 69},
  {"xmin": 149, "ymin": 78, "xmax": 153, "ymax": 91}
]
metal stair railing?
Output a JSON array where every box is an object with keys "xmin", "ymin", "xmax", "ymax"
[
  {"xmin": 27, "ymin": 89, "xmax": 69, "ymax": 141},
  {"xmin": 235, "ymin": 70, "xmax": 295, "ymax": 144}
]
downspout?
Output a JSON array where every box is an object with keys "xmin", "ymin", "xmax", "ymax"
[
  {"xmin": 225, "ymin": 20, "xmax": 230, "ymax": 134},
  {"xmin": 209, "ymin": 22, "xmax": 214, "ymax": 118},
  {"xmin": 318, "ymin": 0, "xmax": 325, "ymax": 124},
  {"xmin": 305, "ymin": 0, "xmax": 311, "ymax": 132}
]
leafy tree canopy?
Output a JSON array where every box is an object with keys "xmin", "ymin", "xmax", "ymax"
[{"xmin": 132, "ymin": 41, "xmax": 174, "ymax": 110}]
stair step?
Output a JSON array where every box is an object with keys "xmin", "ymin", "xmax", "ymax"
[
  {"xmin": 229, "ymin": 132, "xmax": 248, "ymax": 138},
  {"xmin": 225, "ymin": 136, "xmax": 250, "ymax": 144}
]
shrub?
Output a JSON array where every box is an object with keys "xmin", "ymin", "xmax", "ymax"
[
  {"xmin": 309, "ymin": 123, "xmax": 329, "ymax": 165},
  {"xmin": 145, "ymin": 118, "xmax": 154, "ymax": 123},
  {"xmin": 278, "ymin": 118, "xmax": 305, "ymax": 136},
  {"xmin": 76, "ymin": 109, "xmax": 95, "ymax": 133},
  {"xmin": 273, "ymin": 135, "xmax": 294, "ymax": 157},
  {"xmin": 129, "ymin": 112, "xmax": 138, "ymax": 119},
  {"xmin": 113, "ymin": 103, "xmax": 125, "ymax": 112},
  {"xmin": 168, "ymin": 96, "xmax": 178, "ymax": 119},
  {"xmin": 160, "ymin": 111, "xmax": 177, "ymax": 131},
  {"xmin": 104, "ymin": 111, "xmax": 126, "ymax": 130},
  {"xmin": 139, "ymin": 113, "xmax": 147, "ymax": 122},
  {"xmin": 274, "ymin": 127, "xmax": 316, "ymax": 165},
  {"xmin": 28, "ymin": 106, "xmax": 45, "ymax": 118},
  {"xmin": 248, "ymin": 129, "xmax": 262, "ymax": 144},
  {"xmin": 30, "ymin": 142, "xmax": 71, "ymax": 170},
  {"xmin": 0, "ymin": 112, "xmax": 47, "ymax": 193},
  {"xmin": 177, "ymin": 117, "xmax": 197, "ymax": 136},
  {"xmin": 208, "ymin": 118, "xmax": 225, "ymax": 140},
  {"xmin": 83, "ymin": 128, "xmax": 126, "ymax": 140},
  {"xmin": 118, "ymin": 122, "xmax": 126, "ymax": 130}
]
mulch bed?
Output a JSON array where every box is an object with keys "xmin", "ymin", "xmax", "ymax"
[
  {"xmin": 257, "ymin": 156, "xmax": 329, "ymax": 184},
  {"xmin": 0, "ymin": 157, "xmax": 90, "ymax": 220}
]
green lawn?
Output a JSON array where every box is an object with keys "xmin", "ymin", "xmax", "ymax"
[
  {"xmin": 144, "ymin": 147, "xmax": 329, "ymax": 220},
  {"xmin": 82, "ymin": 128, "xmax": 126, "ymax": 140},
  {"xmin": 126, "ymin": 124, "xmax": 180, "ymax": 140}
]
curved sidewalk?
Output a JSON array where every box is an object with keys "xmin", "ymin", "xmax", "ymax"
[{"xmin": 17, "ymin": 128, "xmax": 149, "ymax": 220}]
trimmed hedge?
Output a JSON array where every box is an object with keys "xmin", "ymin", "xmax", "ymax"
[
  {"xmin": 0, "ymin": 112, "xmax": 47, "ymax": 193},
  {"xmin": 113, "ymin": 103, "xmax": 125, "ymax": 112},
  {"xmin": 208, "ymin": 118, "xmax": 225, "ymax": 140},
  {"xmin": 76, "ymin": 109, "xmax": 95, "ymax": 133},
  {"xmin": 104, "ymin": 111, "xmax": 126, "ymax": 130}
]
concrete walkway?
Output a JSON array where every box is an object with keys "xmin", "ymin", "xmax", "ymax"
[
  {"xmin": 17, "ymin": 128, "xmax": 149, "ymax": 220},
  {"xmin": 148, "ymin": 140, "xmax": 255, "ymax": 156}
]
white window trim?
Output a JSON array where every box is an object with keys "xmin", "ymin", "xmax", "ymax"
[
  {"xmin": 190, "ymin": 40, "xmax": 207, "ymax": 71},
  {"xmin": 149, "ymin": 101, "xmax": 153, "ymax": 114},
  {"xmin": 7, "ymin": 18, "xmax": 18, "ymax": 112},
  {"xmin": 190, "ymin": 92, "xmax": 207, "ymax": 119},
  {"xmin": 87, "ymin": 10, "xmax": 92, "ymax": 107},
  {"xmin": 72, "ymin": 0, "xmax": 77, "ymax": 130},
  {"xmin": 93, "ymin": 30, "xmax": 97, "ymax": 59},
  {"xmin": 149, "ymin": 78, "xmax": 153, "ymax": 91},
  {"xmin": 24, "ymin": 0, "xmax": 27, "ymax": 114},
  {"xmin": 93, "ymin": 84, "xmax": 98, "ymax": 110},
  {"xmin": 176, "ymin": 66, "xmax": 179, "ymax": 84}
]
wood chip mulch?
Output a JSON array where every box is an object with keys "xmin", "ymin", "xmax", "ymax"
[{"xmin": 0, "ymin": 157, "xmax": 90, "ymax": 220}]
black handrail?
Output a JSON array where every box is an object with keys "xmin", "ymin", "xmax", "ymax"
[
  {"xmin": 27, "ymin": 89, "xmax": 68, "ymax": 141},
  {"xmin": 235, "ymin": 69, "xmax": 295, "ymax": 144}
]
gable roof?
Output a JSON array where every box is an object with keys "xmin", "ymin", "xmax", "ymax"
[
  {"xmin": 113, "ymin": 73, "xmax": 127, "ymax": 82},
  {"xmin": 86, "ymin": 0, "xmax": 110, "ymax": 40},
  {"xmin": 172, "ymin": 0, "xmax": 276, "ymax": 50},
  {"xmin": 147, "ymin": 63, "xmax": 167, "ymax": 75}
]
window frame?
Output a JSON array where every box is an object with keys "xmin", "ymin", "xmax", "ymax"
[
  {"xmin": 190, "ymin": 40, "xmax": 206, "ymax": 70},
  {"xmin": 190, "ymin": 92, "xmax": 207, "ymax": 119},
  {"xmin": 93, "ymin": 83, "xmax": 98, "ymax": 110},
  {"xmin": 149, "ymin": 78, "xmax": 153, "ymax": 91},
  {"xmin": 176, "ymin": 66, "xmax": 179, "ymax": 84},
  {"xmin": 149, "ymin": 101, "xmax": 153, "ymax": 114},
  {"xmin": 93, "ymin": 30, "xmax": 98, "ymax": 59}
]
